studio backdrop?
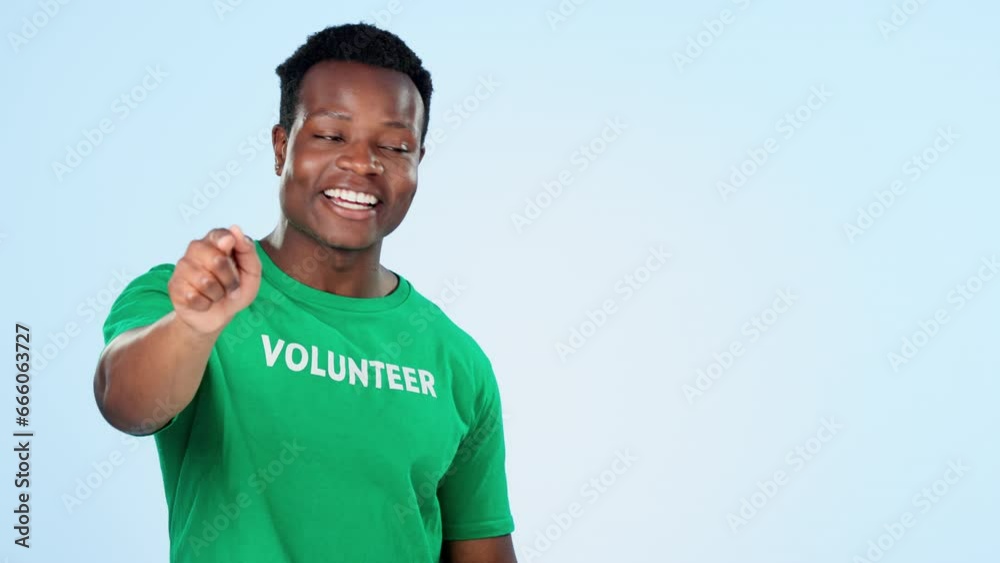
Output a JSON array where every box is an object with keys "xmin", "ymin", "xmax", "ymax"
[{"xmin": 3, "ymin": 0, "xmax": 998, "ymax": 561}]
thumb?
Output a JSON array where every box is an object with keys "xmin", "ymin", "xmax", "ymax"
[{"xmin": 228, "ymin": 225, "xmax": 262, "ymax": 277}]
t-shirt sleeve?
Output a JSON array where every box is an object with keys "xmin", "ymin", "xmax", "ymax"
[
  {"xmin": 101, "ymin": 264, "xmax": 180, "ymax": 435},
  {"xmin": 437, "ymin": 356, "xmax": 515, "ymax": 540},
  {"xmin": 102, "ymin": 264, "xmax": 176, "ymax": 347}
]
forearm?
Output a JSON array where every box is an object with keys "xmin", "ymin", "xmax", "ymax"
[{"xmin": 94, "ymin": 311, "xmax": 219, "ymax": 435}]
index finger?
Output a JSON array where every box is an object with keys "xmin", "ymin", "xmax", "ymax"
[{"xmin": 205, "ymin": 228, "xmax": 236, "ymax": 254}]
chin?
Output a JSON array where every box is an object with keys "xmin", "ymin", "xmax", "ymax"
[
  {"xmin": 288, "ymin": 217, "xmax": 375, "ymax": 252},
  {"xmin": 318, "ymin": 231, "xmax": 380, "ymax": 252}
]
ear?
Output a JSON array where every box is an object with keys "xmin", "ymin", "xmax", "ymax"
[
  {"xmin": 272, "ymin": 123, "xmax": 288, "ymax": 175},
  {"xmin": 418, "ymin": 144, "xmax": 426, "ymax": 164}
]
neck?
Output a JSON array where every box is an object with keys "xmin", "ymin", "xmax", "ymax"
[{"xmin": 260, "ymin": 222, "xmax": 397, "ymax": 298}]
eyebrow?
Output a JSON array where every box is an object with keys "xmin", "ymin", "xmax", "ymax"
[{"xmin": 307, "ymin": 110, "xmax": 413, "ymax": 131}]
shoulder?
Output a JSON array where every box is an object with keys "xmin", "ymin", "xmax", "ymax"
[
  {"xmin": 105, "ymin": 263, "xmax": 177, "ymax": 303},
  {"xmin": 405, "ymin": 282, "xmax": 495, "ymax": 373},
  {"xmin": 102, "ymin": 263, "xmax": 177, "ymax": 344},
  {"xmin": 405, "ymin": 286, "xmax": 504, "ymax": 426},
  {"xmin": 122, "ymin": 263, "xmax": 176, "ymax": 290},
  {"xmin": 409, "ymin": 284, "xmax": 489, "ymax": 362}
]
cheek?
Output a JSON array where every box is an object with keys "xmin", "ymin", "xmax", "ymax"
[
  {"xmin": 289, "ymin": 147, "xmax": 329, "ymax": 185},
  {"xmin": 387, "ymin": 162, "xmax": 419, "ymax": 194}
]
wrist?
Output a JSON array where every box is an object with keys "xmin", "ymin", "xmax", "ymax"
[{"xmin": 167, "ymin": 312, "xmax": 225, "ymax": 345}]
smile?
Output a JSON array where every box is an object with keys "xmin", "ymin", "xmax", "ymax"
[{"xmin": 323, "ymin": 188, "xmax": 380, "ymax": 210}]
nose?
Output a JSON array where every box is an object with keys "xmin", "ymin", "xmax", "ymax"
[{"xmin": 335, "ymin": 140, "xmax": 384, "ymax": 176}]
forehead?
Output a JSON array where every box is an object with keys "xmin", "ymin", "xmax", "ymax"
[{"xmin": 298, "ymin": 60, "xmax": 422, "ymax": 123}]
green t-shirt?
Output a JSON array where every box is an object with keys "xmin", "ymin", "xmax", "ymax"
[{"xmin": 102, "ymin": 241, "xmax": 514, "ymax": 563}]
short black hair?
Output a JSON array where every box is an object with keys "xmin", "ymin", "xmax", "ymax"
[{"xmin": 275, "ymin": 23, "xmax": 433, "ymax": 143}]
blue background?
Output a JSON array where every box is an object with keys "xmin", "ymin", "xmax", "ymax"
[{"xmin": 2, "ymin": 0, "xmax": 998, "ymax": 561}]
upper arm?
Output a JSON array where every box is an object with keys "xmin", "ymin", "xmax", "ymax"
[
  {"xmin": 441, "ymin": 535, "xmax": 517, "ymax": 563},
  {"xmin": 95, "ymin": 264, "xmax": 179, "ymax": 434}
]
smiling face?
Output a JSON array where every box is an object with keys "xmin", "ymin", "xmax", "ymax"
[{"xmin": 272, "ymin": 60, "xmax": 425, "ymax": 251}]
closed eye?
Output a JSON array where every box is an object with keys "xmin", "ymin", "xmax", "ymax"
[
  {"xmin": 315, "ymin": 135, "xmax": 344, "ymax": 142},
  {"xmin": 381, "ymin": 146, "xmax": 410, "ymax": 153}
]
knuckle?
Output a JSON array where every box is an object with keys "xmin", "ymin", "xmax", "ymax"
[
  {"xmin": 211, "ymin": 254, "xmax": 231, "ymax": 270},
  {"xmin": 206, "ymin": 228, "xmax": 232, "ymax": 244},
  {"xmin": 186, "ymin": 241, "xmax": 208, "ymax": 258}
]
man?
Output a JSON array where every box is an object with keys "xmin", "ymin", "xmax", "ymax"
[{"xmin": 93, "ymin": 23, "xmax": 517, "ymax": 563}]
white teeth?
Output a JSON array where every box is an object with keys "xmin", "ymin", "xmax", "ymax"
[
  {"xmin": 323, "ymin": 188, "xmax": 379, "ymax": 206},
  {"xmin": 332, "ymin": 200, "xmax": 371, "ymax": 211}
]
